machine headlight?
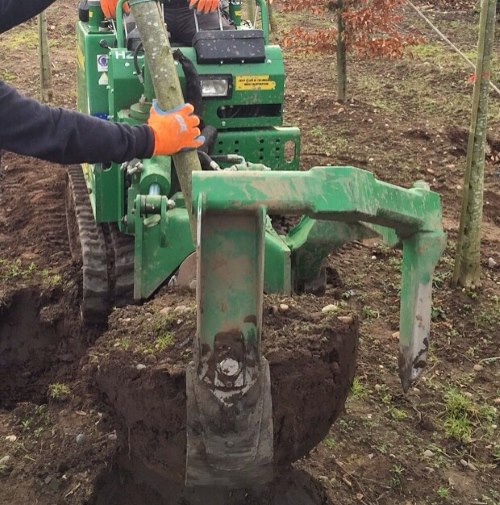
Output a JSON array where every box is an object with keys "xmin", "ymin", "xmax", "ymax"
[{"xmin": 200, "ymin": 76, "xmax": 232, "ymax": 98}]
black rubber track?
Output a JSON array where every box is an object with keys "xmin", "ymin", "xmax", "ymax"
[
  {"xmin": 65, "ymin": 166, "xmax": 110, "ymax": 324},
  {"xmin": 107, "ymin": 222, "xmax": 135, "ymax": 308}
]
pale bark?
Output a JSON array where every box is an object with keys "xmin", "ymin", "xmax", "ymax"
[
  {"xmin": 38, "ymin": 12, "xmax": 53, "ymax": 103},
  {"xmin": 336, "ymin": 0, "xmax": 347, "ymax": 103},
  {"xmin": 452, "ymin": 0, "xmax": 497, "ymax": 288},
  {"xmin": 130, "ymin": 1, "xmax": 202, "ymax": 239}
]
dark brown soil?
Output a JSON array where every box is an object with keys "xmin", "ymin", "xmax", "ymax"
[{"xmin": 88, "ymin": 293, "xmax": 357, "ymax": 485}]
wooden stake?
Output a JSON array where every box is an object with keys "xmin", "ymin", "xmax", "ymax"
[{"xmin": 38, "ymin": 11, "xmax": 53, "ymax": 103}]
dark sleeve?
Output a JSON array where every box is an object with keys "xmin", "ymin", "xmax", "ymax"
[
  {"xmin": 0, "ymin": 81, "xmax": 154, "ymax": 164},
  {"xmin": 0, "ymin": 0, "xmax": 57, "ymax": 34}
]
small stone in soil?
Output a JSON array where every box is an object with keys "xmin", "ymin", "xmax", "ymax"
[
  {"xmin": 321, "ymin": 304, "xmax": 338, "ymax": 313},
  {"xmin": 75, "ymin": 434, "xmax": 86, "ymax": 445},
  {"xmin": 0, "ymin": 455, "xmax": 10, "ymax": 466}
]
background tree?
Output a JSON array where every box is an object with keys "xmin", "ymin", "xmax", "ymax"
[
  {"xmin": 280, "ymin": 0, "xmax": 423, "ymax": 100},
  {"xmin": 452, "ymin": 0, "xmax": 497, "ymax": 288}
]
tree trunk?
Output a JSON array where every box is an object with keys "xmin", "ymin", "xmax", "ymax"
[
  {"xmin": 38, "ymin": 11, "xmax": 53, "ymax": 103},
  {"xmin": 267, "ymin": 0, "xmax": 277, "ymax": 33},
  {"xmin": 129, "ymin": 0, "xmax": 202, "ymax": 239},
  {"xmin": 336, "ymin": 0, "xmax": 347, "ymax": 103},
  {"xmin": 452, "ymin": 0, "xmax": 497, "ymax": 288}
]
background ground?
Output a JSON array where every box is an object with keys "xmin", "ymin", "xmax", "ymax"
[{"xmin": 0, "ymin": 1, "xmax": 499, "ymax": 504}]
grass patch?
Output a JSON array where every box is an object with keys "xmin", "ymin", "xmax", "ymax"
[
  {"xmin": 389, "ymin": 463, "xmax": 405, "ymax": 490},
  {"xmin": 154, "ymin": 333, "xmax": 174, "ymax": 351},
  {"xmin": 437, "ymin": 486, "xmax": 449, "ymax": 499},
  {"xmin": 18, "ymin": 405, "xmax": 51, "ymax": 438},
  {"xmin": 442, "ymin": 387, "xmax": 497, "ymax": 443},
  {"xmin": 350, "ymin": 376, "xmax": 368, "ymax": 399},
  {"xmin": 113, "ymin": 336, "xmax": 132, "ymax": 350},
  {"xmin": 322, "ymin": 435, "xmax": 336, "ymax": 449},
  {"xmin": 362, "ymin": 305, "xmax": 379, "ymax": 320},
  {"xmin": 0, "ymin": 258, "xmax": 61, "ymax": 287},
  {"xmin": 387, "ymin": 406, "xmax": 408, "ymax": 421},
  {"xmin": 0, "ymin": 69, "xmax": 17, "ymax": 83},
  {"xmin": 474, "ymin": 295, "xmax": 500, "ymax": 330},
  {"xmin": 1, "ymin": 27, "xmax": 38, "ymax": 50},
  {"xmin": 48, "ymin": 383, "xmax": 71, "ymax": 401}
]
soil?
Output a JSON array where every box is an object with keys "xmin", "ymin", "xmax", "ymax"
[{"xmin": 0, "ymin": 1, "xmax": 499, "ymax": 505}]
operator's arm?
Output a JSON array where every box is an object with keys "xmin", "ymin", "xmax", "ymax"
[
  {"xmin": 0, "ymin": 81, "xmax": 154, "ymax": 164},
  {"xmin": 0, "ymin": 0, "xmax": 57, "ymax": 34}
]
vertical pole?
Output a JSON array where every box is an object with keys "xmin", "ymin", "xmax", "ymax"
[
  {"xmin": 247, "ymin": 0, "xmax": 256, "ymax": 27},
  {"xmin": 336, "ymin": 0, "xmax": 347, "ymax": 103},
  {"xmin": 452, "ymin": 0, "xmax": 497, "ymax": 288},
  {"xmin": 38, "ymin": 11, "xmax": 53, "ymax": 103},
  {"xmin": 129, "ymin": 0, "xmax": 202, "ymax": 240}
]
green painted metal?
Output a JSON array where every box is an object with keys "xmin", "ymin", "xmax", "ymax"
[
  {"xmin": 176, "ymin": 46, "xmax": 285, "ymax": 130},
  {"xmin": 285, "ymin": 217, "xmax": 379, "ymax": 292},
  {"xmin": 263, "ymin": 217, "xmax": 291, "ymax": 294},
  {"xmin": 130, "ymin": 190, "xmax": 292, "ymax": 298},
  {"xmin": 229, "ymin": 0, "xmax": 242, "ymax": 26},
  {"xmin": 196, "ymin": 203, "xmax": 266, "ymax": 350},
  {"xmin": 107, "ymin": 50, "xmax": 144, "ymax": 121},
  {"xmin": 139, "ymin": 156, "xmax": 172, "ymax": 195},
  {"xmin": 133, "ymin": 199, "xmax": 194, "ymax": 299},
  {"xmin": 398, "ymin": 230, "xmax": 446, "ymax": 390},
  {"xmin": 87, "ymin": 0, "xmax": 104, "ymax": 31},
  {"xmin": 92, "ymin": 164, "xmax": 123, "ymax": 223},
  {"xmin": 192, "ymin": 167, "xmax": 446, "ymax": 390},
  {"xmin": 115, "ymin": 0, "xmax": 128, "ymax": 49},
  {"xmin": 214, "ymin": 128, "xmax": 300, "ymax": 171},
  {"xmin": 76, "ymin": 22, "xmax": 115, "ymax": 117},
  {"xmin": 76, "ymin": 6, "xmax": 446, "ymax": 394},
  {"xmin": 191, "ymin": 167, "xmax": 443, "ymax": 228},
  {"xmin": 186, "ymin": 199, "xmax": 273, "ymax": 486},
  {"xmin": 255, "ymin": 0, "xmax": 270, "ymax": 43},
  {"xmin": 74, "ymin": 1, "xmax": 448, "ymax": 486}
]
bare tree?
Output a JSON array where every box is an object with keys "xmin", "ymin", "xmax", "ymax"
[{"xmin": 452, "ymin": 0, "xmax": 497, "ymax": 288}]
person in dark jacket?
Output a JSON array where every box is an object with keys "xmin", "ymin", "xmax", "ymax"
[{"xmin": 0, "ymin": 0, "xmax": 203, "ymax": 165}]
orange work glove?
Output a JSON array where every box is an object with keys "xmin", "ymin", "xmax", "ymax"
[
  {"xmin": 189, "ymin": 0, "xmax": 219, "ymax": 14},
  {"xmin": 100, "ymin": 0, "xmax": 129, "ymax": 18},
  {"xmin": 147, "ymin": 101, "xmax": 205, "ymax": 156}
]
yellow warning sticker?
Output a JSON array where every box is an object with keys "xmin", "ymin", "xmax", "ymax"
[
  {"xmin": 77, "ymin": 46, "xmax": 85, "ymax": 70},
  {"xmin": 235, "ymin": 75, "xmax": 276, "ymax": 91}
]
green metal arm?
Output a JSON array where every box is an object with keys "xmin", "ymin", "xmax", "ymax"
[
  {"xmin": 255, "ymin": 0, "xmax": 269, "ymax": 44},
  {"xmin": 191, "ymin": 166, "xmax": 446, "ymax": 391},
  {"xmin": 187, "ymin": 165, "xmax": 445, "ymax": 486},
  {"xmin": 115, "ymin": 0, "xmax": 128, "ymax": 48}
]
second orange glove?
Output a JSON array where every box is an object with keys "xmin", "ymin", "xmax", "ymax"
[
  {"xmin": 189, "ymin": 0, "xmax": 219, "ymax": 14},
  {"xmin": 100, "ymin": 0, "xmax": 129, "ymax": 19}
]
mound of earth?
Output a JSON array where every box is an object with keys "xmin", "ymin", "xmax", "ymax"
[{"xmin": 84, "ymin": 290, "xmax": 359, "ymax": 492}]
